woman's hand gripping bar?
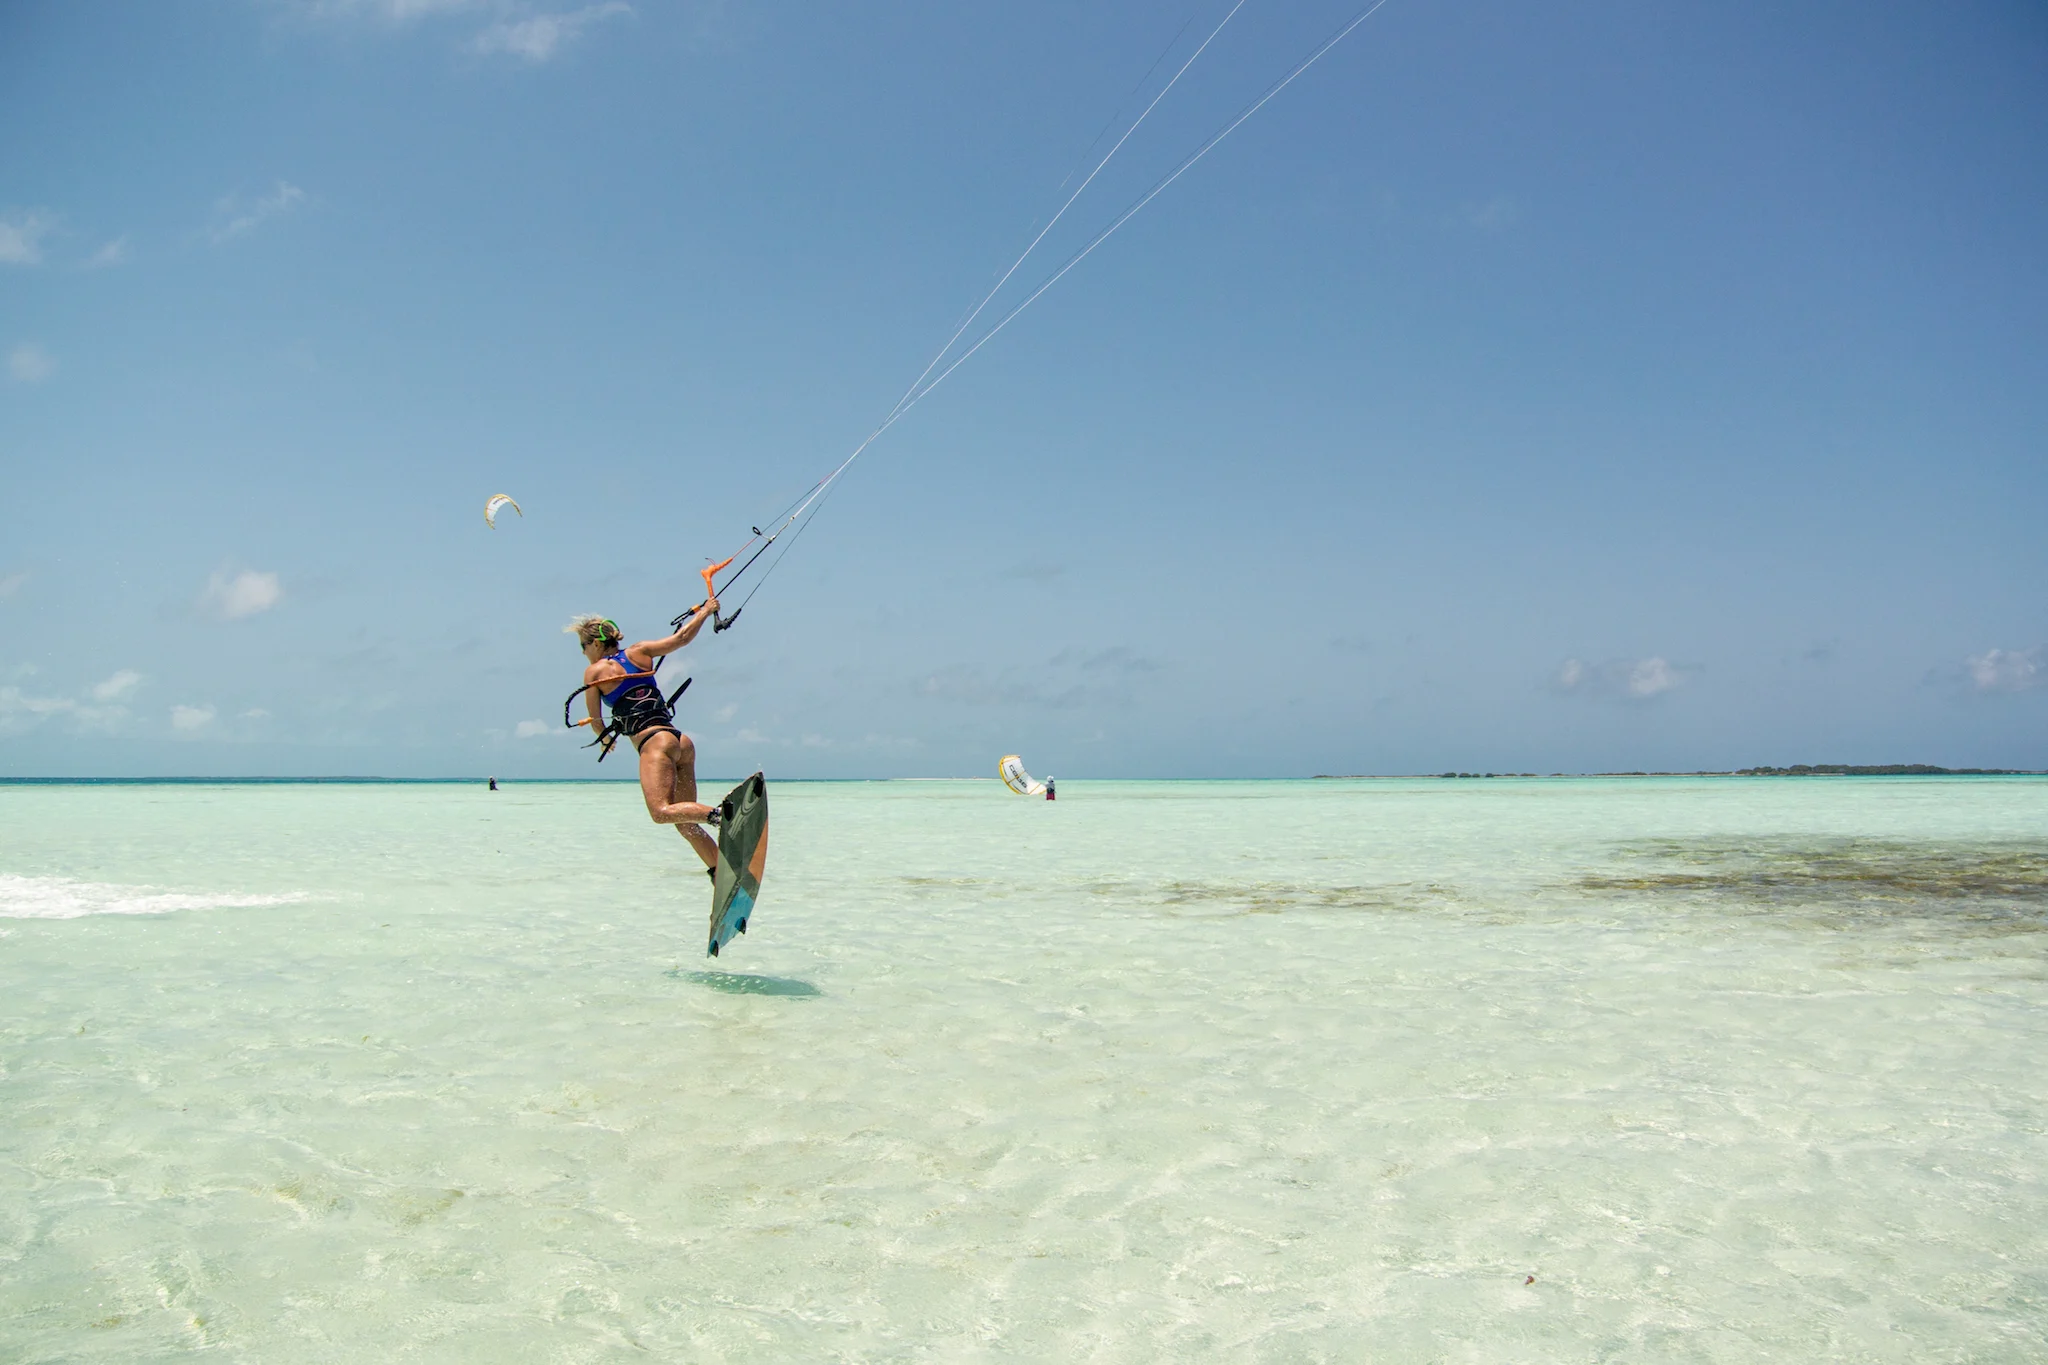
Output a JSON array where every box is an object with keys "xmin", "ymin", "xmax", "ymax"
[{"xmin": 671, "ymin": 555, "xmax": 740, "ymax": 634}]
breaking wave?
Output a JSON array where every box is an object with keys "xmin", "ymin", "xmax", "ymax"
[{"xmin": 0, "ymin": 873, "xmax": 309, "ymax": 920}]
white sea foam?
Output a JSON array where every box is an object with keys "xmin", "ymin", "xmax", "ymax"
[{"xmin": 0, "ymin": 873, "xmax": 308, "ymax": 919}]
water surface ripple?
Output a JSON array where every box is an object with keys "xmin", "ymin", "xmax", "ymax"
[{"xmin": 2, "ymin": 777, "xmax": 2044, "ymax": 1361}]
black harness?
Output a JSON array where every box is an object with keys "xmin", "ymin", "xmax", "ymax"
[{"xmin": 561, "ymin": 662, "xmax": 692, "ymax": 763}]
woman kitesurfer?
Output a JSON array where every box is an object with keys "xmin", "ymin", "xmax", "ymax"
[{"xmin": 569, "ymin": 604, "xmax": 721, "ymax": 870}]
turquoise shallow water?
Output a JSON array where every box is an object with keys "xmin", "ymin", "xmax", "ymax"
[{"xmin": 2, "ymin": 776, "xmax": 2045, "ymax": 1362}]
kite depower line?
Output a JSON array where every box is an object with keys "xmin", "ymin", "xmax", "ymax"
[{"xmin": 681, "ymin": 0, "xmax": 1398, "ymax": 636}]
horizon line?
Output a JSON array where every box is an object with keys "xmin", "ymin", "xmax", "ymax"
[{"xmin": 2, "ymin": 770, "xmax": 2042, "ymax": 786}]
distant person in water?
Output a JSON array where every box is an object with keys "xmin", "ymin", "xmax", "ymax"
[
  {"xmin": 488, "ymin": 776, "xmax": 498, "ymax": 791},
  {"xmin": 1045, "ymin": 775, "xmax": 1055, "ymax": 801},
  {"xmin": 568, "ymin": 603, "xmax": 720, "ymax": 870}
]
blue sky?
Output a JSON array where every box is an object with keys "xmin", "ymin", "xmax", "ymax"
[{"xmin": 2, "ymin": 0, "xmax": 2044, "ymax": 778}]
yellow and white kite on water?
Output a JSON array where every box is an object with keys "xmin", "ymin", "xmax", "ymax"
[
  {"xmin": 484, "ymin": 494, "xmax": 522, "ymax": 529},
  {"xmin": 999, "ymin": 755, "xmax": 1046, "ymax": 796}
]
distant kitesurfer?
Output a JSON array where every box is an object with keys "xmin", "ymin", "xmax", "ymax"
[
  {"xmin": 488, "ymin": 776, "xmax": 498, "ymax": 791},
  {"xmin": 569, "ymin": 603, "xmax": 721, "ymax": 870}
]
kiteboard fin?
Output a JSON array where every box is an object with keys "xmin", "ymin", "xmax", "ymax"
[{"xmin": 707, "ymin": 772, "xmax": 768, "ymax": 957}]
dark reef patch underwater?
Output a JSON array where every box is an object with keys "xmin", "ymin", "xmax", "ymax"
[{"xmin": 1579, "ymin": 839, "xmax": 2048, "ymax": 934}]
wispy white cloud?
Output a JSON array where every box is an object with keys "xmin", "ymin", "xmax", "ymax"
[
  {"xmin": 171, "ymin": 704, "xmax": 218, "ymax": 732},
  {"xmin": 0, "ymin": 571, "xmax": 27, "ymax": 599},
  {"xmin": 200, "ymin": 569, "xmax": 284, "ymax": 619},
  {"xmin": 1047, "ymin": 645, "xmax": 1162, "ymax": 675},
  {"xmin": 280, "ymin": 0, "xmax": 482, "ymax": 21},
  {"xmin": 0, "ymin": 686, "xmax": 78, "ymax": 725},
  {"xmin": 92, "ymin": 670, "xmax": 143, "ymax": 702},
  {"xmin": 8, "ymin": 344, "xmax": 55, "ymax": 384},
  {"xmin": 1965, "ymin": 645, "xmax": 2045, "ymax": 693},
  {"xmin": 473, "ymin": 2, "xmax": 631, "ymax": 63},
  {"xmin": 211, "ymin": 182, "xmax": 306, "ymax": 244},
  {"xmin": 1627, "ymin": 657, "xmax": 1680, "ymax": 697},
  {"xmin": 1465, "ymin": 195, "xmax": 1521, "ymax": 232},
  {"xmin": 0, "ymin": 671, "xmax": 138, "ymax": 735},
  {"xmin": 0, "ymin": 210, "xmax": 56, "ymax": 265},
  {"xmin": 999, "ymin": 559, "xmax": 1064, "ymax": 583},
  {"xmin": 514, "ymin": 718, "xmax": 549, "ymax": 738},
  {"xmin": 85, "ymin": 236, "xmax": 130, "ymax": 269},
  {"xmin": 725, "ymin": 725, "xmax": 920, "ymax": 751},
  {"xmin": 1553, "ymin": 655, "xmax": 1687, "ymax": 702}
]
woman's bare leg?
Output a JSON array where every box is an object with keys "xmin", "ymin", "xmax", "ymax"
[
  {"xmin": 637, "ymin": 732, "xmax": 718, "ymax": 869},
  {"xmin": 666, "ymin": 733, "xmax": 721, "ymax": 870}
]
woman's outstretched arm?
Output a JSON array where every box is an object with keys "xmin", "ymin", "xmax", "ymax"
[{"xmin": 635, "ymin": 595, "xmax": 719, "ymax": 660}]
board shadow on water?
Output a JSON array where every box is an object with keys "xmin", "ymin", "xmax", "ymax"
[{"xmin": 669, "ymin": 969, "xmax": 822, "ymax": 997}]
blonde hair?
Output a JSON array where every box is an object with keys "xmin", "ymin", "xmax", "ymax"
[{"xmin": 565, "ymin": 615, "xmax": 622, "ymax": 650}]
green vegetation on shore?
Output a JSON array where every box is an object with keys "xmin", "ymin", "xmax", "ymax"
[
  {"xmin": 1310, "ymin": 765, "xmax": 2040, "ymax": 779},
  {"xmin": 1733, "ymin": 764, "xmax": 2033, "ymax": 777}
]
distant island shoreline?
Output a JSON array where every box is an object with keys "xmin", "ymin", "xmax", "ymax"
[
  {"xmin": 1313, "ymin": 765, "xmax": 2042, "ymax": 779},
  {"xmin": 0, "ymin": 768, "xmax": 2040, "ymax": 785}
]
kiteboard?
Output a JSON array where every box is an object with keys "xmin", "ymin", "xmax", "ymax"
[{"xmin": 707, "ymin": 772, "xmax": 768, "ymax": 957}]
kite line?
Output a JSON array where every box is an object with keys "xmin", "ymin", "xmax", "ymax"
[{"xmin": 680, "ymin": 0, "xmax": 1398, "ymax": 633}]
